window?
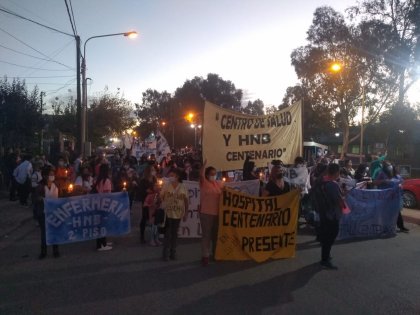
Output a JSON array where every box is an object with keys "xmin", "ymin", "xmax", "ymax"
[{"xmin": 351, "ymin": 145, "xmax": 360, "ymax": 154}]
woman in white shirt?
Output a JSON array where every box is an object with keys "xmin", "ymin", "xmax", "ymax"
[{"xmin": 36, "ymin": 168, "xmax": 60, "ymax": 259}]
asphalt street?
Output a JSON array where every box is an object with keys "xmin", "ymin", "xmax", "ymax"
[{"xmin": 0, "ymin": 200, "xmax": 420, "ymax": 315}]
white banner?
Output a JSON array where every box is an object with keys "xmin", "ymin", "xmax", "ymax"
[
  {"xmin": 179, "ymin": 179, "xmax": 260, "ymax": 238},
  {"xmin": 202, "ymin": 100, "xmax": 302, "ymax": 171}
]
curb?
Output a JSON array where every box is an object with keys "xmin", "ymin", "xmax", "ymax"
[{"xmin": 402, "ymin": 214, "xmax": 420, "ymax": 225}]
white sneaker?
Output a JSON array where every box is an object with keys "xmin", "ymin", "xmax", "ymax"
[
  {"xmin": 97, "ymin": 245, "xmax": 112, "ymax": 251},
  {"xmin": 106, "ymin": 242, "xmax": 113, "ymax": 246}
]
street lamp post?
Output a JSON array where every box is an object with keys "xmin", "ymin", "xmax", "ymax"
[
  {"xmin": 190, "ymin": 123, "xmax": 202, "ymax": 149},
  {"xmin": 81, "ymin": 31, "xmax": 137, "ymax": 157}
]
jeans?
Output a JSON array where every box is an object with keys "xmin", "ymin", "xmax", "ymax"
[
  {"xmin": 200, "ymin": 213, "xmax": 219, "ymax": 258},
  {"xmin": 319, "ymin": 216, "xmax": 339, "ymax": 262},
  {"xmin": 163, "ymin": 218, "xmax": 180, "ymax": 258}
]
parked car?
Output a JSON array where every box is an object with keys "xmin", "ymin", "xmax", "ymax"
[{"xmin": 402, "ymin": 179, "xmax": 420, "ymax": 209}]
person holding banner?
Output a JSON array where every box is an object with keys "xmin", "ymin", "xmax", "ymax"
[
  {"xmin": 262, "ymin": 166, "xmax": 290, "ymax": 197},
  {"xmin": 160, "ymin": 168, "xmax": 188, "ymax": 261},
  {"xmin": 199, "ymin": 160, "xmax": 224, "ymax": 266},
  {"xmin": 95, "ymin": 164, "xmax": 113, "ymax": 251},
  {"xmin": 36, "ymin": 167, "xmax": 60, "ymax": 259}
]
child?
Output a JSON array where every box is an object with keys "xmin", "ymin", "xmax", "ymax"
[{"xmin": 144, "ymin": 183, "xmax": 162, "ymax": 246}]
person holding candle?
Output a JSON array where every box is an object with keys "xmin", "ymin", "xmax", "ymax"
[
  {"xmin": 160, "ymin": 168, "xmax": 188, "ymax": 261},
  {"xmin": 199, "ymin": 159, "xmax": 224, "ymax": 266},
  {"xmin": 36, "ymin": 167, "xmax": 60, "ymax": 259},
  {"xmin": 74, "ymin": 166, "xmax": 94, "ymax": 194}
]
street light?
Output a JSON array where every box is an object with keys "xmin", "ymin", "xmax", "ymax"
[
  {"xmin": 190, "ymin": 123, "xmax": 202, "ymax": 149},
  {"xmin": 330, "ymin": 62, "xmax": 342, "ymax": 73},
  {"xmin": 81, "ymin": 30, "xmax": 138, "ymax": 157}
]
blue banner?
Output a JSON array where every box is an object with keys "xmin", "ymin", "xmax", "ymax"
[
  {"xmin": 44, "ymin": 192, "xmax": 130, "ymax": 245},
  {"xmin": 338, "ymin": 187, "xmax": 401, "ymax": 240}
]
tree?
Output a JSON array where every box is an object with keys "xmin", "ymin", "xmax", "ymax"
[
  {"xmin": 135, "ymin": 89, "xmax": 172, "ymax": 139},
  {"xmin": 348, "ymin": 0, "xmax": 419, "ymax": 107},
  {"xmin": 281, "ymin": 84, "xmax": 333, "ymax": 141},
  {"xmin": 0, "ymin": 77, "xmax": 42, "ymax": 152},
  {"xmin": 87, "ymin": 90, "xmax": 136, "ymax": 147},
  {"xmin": 242, "ymin": 99, "xmax": 265, "ymax": 115},
  {"xmin": 291, "ymin": 6, "xmax": 398, "ymax": 157}
]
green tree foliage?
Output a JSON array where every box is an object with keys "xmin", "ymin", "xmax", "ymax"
[
  {"xmin": 348, "ymin": 0, "xmax": 419, "ymax": 106},
  {"xmin": 49, "ymin": 95, "xmax": 77, "ymax": 136},
  {"xmin": 135, "ymin": 89, "xmax": 173, "ymax": 140},
  {"xmin": 291, "ymin": 6, "xmax": 399, "ymax": 157},
  {"xmin": 242, "ymin": 99, "xmax": 265, "ymax": 115},
  {"xmin": 0, "ymin": 77, "xmax": 42, "ymax": 151},
  {"xmin": 281, "ymin": 85, "xmax": 333, "ymax": 141},
  {"xmin": 88, "ymin": 90, "xmax": 136, "ymax": 147}
]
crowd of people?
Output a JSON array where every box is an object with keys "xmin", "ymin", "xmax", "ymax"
[{"xmin": 1, "ymin": 147, "xmax": 408, "ymax": 269}]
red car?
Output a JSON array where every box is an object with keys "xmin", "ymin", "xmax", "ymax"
[{"xmin": 402, "ymin": 179, "xmax": 420, "ymax": 209}]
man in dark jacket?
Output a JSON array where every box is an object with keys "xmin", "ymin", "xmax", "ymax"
[{"xmin": 318, "ymin": 163, "xmax": 343, "ymax": 269}]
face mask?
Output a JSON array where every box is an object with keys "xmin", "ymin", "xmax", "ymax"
[
  {"xmin": 58, "ymin": 161, "xmax": 64, "ymax": 167},
  {"xmin": 169, "ymin": 176, "xmax": 177, "ymax": 183},
  {"xmin": 253, "ymin": 167, "xmax": 257, "ymax": 172},
  {"xmin": 151, "ymin": 171, "xmax": 156, "ymax": 176},
  {"xmin": 124, "ymin": 165, "xmax": 129, "ymax": 169},
  {"xmin": 365, "ymin": 167, "xmax": 369, "ymax": 172},
  {"xmin": 387, "ymin": 166, "xmax": 393, "ymax": 172},
  {"xmin": 48, "ymin": 175, "xmax": 55, "ymax": 182},
  {"xmin": 209, "ymin": 175, "xmax": 217, "ymax": 181}
]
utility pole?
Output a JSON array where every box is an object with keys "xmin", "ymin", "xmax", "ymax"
[
  {"xmin": 76, "ymin": 35, "xmax": 82, "ymax": 156},
  {"xmin": 39, "ymin": 91, "xmax": 45, "ymax": 154}
]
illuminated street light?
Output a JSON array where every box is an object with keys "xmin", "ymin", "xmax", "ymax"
[
  {"xmin": 81, "ymin": 30, "xmax": 138, "ymax": 157},
  {"xmin": 331, "ymin": 62, "xmax": 342, "ymax": 72}
]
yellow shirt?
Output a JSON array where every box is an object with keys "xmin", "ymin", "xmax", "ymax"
[{"xmin": 160, "ymin": 182, "xmax": 188, "ymax": 219}]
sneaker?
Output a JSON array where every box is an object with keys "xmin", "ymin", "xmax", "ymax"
[
  {"xmin": 149, "ymin": 240, "xmax": 157, "ymax": 247},
  {"xmin": 155, "ymin": 239, "xmax": 162, "ymax": 246},
  {"xmin": 97, "ymin": 245, "xmax": 112, "ymax": 251},
  {"xmin": 107, "ymin": 242, "xmax": 113, "ymax": 246},
  {"xmin": 201, "ymin": 256, "xmax": 209, "ymax": 267},
  {"xmin": 399, "ymin": 227, "xmax": 409, "ymax": 233},
  {"xmin": 320, "ymin": 260, "xmax": 338, "ymax": 270}
]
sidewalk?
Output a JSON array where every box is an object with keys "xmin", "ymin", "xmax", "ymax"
[{"xmin": 402, "ymin": 208, "xmax": 420, "ymax": 225}]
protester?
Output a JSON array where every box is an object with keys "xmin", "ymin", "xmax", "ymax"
[
  {"xmin": 199, "ymin": 159, "xmax": 224, "ymax": 266},
  {"xmin": 138, "ymin": 165, "xmax": 158, "ymax": 243},
  {"xmin": 343, "ymin": 159, "xmax": 355, "ymax": 178},
  {"xmin": 13, "ymin": 154, "xmax": 32, "ymax": 206},
  {"xmin": 30, "ymin": 162, "xmax": 43, "ymax": 220},
  {"xmin": 95, "ymin": 164, "xmax": 113, "ymax": 251},
  {"xmin": 317, "ymin": 163, "xmax": 343, "ymax": 269},
  {"xmin": 243, "ymin": 156, "xmax": 259, "ymax": 180},
  {"xmin": 74, "ymin": 166, "xmax": 94, "ymax": 194},
  {"xmin": 354, "ymin": 164, "xmax": 371, "ymax": 183},
  {"xmin": 144, "ymin": 182, "xmax": 162, "ymax": 246},
  {"xmin": 262, "ymin": 165, "xmax": 290, "ymax": 197},
  {"xmin": 54, "ymin": 156, "xmax": 69, "ymax": 196},
  {"xmin": 5, "ymin": 148, "xmax": 19, "ymax": 201},
  {"xmin": 160, "ymin": 168, "xmax": 188, "ymax": 261},
  {"xmin": 36, "ymin": 167, "xmax": 60, "ymax": 259}
]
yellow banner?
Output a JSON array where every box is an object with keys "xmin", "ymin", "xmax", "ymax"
[
  {"xmin": 202, "ymin": 100, "xmax": 302, "ymax": 171},
  {"xmin": 215, "ymin": 187, "xmax": 300, "ymax": 263}
]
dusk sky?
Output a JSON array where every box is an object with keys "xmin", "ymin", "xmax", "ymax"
[{"xmin": 1, "ymin": 0, "xmax": 418, "ymax": 110}]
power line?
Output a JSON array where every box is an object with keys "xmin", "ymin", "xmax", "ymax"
[
  {"xmin": 21, "ymin": 82, "xmax": 78, "ymax": 85},
  {"xmin": 0, "ymin": 26, "xmax": 75, "ymax": 70},
  {"xmin": 0, "ymin": 43, "xmax": 68, "ymax": 64},
  {"xmin": 0, "ymin": 59, "xmax": 73, "ymax": 71},
  {"xmin": 64, "ymin": 0, "xmax": 76, "ymax": 36},
  {"xmin": 45, "ymin": 78, "xmax": 77, "ymax": 95},
  {"xmin": 69, "ymin": 0, "xmax": 78, "ymax": 35},
  {"xmin": 3, "ymin": 75, "xmax": 75, "ymax": 79},
  {"xmin": 0, "ymin": 6, "xmax": 73, "ymax": 37}
]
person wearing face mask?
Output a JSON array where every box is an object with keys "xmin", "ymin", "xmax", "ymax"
[
  {"xmin": 35, "ymin": 167, "xmax": 60, "ymax": 259},
  {"xmin": 199, "ymin": 159, "xmax": 224, "ymax": 266},
  {"xmin": 160, "ymin": 168, "xmax": 188, "ymax": 261},
  {"xmin": 138, "ymin": 165, "xmax": 158, "ymax": 244},
  {"xmin": 262, "ymin": 166, "xmax": 291, "ymax": 197}
]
